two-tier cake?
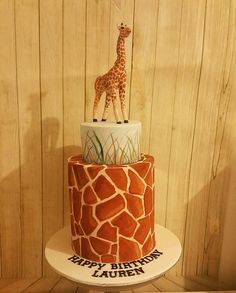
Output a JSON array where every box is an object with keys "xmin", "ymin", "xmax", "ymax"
[{"xmin": 68, "ymin": 121, "xmax": 155, "ymax": 263}]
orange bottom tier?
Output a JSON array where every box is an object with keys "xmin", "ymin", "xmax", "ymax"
[{"xmin": 68, "ymin": 154, "xmax": 155, "ymax": 263}]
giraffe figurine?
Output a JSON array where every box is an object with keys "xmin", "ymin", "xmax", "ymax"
[{"xmin": 93, "ymin": 23, "xmax": 131, "ymax": 124}]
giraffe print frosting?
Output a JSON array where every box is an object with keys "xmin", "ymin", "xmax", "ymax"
[
  {"xmin": 68, "ymin": 154, "xmax": 155, "ymax": 263},
  {"xmin": 93, "ymin": 23, "xmax": 131, "ymax": 124}
]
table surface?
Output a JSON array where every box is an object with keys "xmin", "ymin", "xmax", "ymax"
[{"xmin": 45, "ymin": 225, "xmax": 182, "ymax": 291}]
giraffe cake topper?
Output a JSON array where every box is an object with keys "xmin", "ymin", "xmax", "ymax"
[{"xmin": 93, "ymin": 23, "xmax": 131, "ymax": 124}]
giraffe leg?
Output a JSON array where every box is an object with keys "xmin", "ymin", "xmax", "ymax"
[
  {"xmin": 111, "ymin": 91, "xmax": 121, "ymax": 123},
  {"xmin": 102, "ymin": 93, "xmax": 112, "ymax": 121},
  {"xmin": 93, "ymin": 89, "xmax": 103, "ymax": 122},
  {"xmin": 119, "ymin": 85, "xmax": 128, "ymax": 122}
]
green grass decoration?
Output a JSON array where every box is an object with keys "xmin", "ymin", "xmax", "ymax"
[
  {"xmin": 93, "ymin": 131, "xmax": 104, "ymax": 163},
  {"xmin": 83, "ymin": 129, "xmax": 140, "ymax": 164},
  {"xmin": 87, "ymin": 132, "xmax": 101, "ymax": 163}
]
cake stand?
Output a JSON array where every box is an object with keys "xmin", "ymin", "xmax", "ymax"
[{"xmin": 45, "ymin": 225, "xmax": 182, "ymax": 292}]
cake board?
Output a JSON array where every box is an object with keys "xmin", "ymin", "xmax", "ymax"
[{"xmin": 45, "ymin": 224, "xmax": 182, "ymax": 292}]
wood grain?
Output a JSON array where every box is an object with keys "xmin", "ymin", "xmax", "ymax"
[
  {"xmin": 203, "ymin": 0, "xmax": 236, "ymax": 279},
  {"xmin": 0, "ymin": 279, "xmax": 17, "ymax": 290},
  {"xmin": 0, "ymin": 276, "xmax": 221, "ymax": 292},
  {"xmin": 85, "ymin": 0, "xmax": 111, "ymax": 122},
  {"xmin": 153, "ymin": 276, "xmax": 186, "ymax": 292},
  {"xmin": 149, "ymin": 0, "xmax": 182, "ymax": 227},
  {"xmin": 39, "ymin": 0, "xmax": 64, "ymax": 276},
  {"xmin": 63, "ymin": 0, "xmax": 86, "ymax": 226},
  {"xmin": 14, "ymin": 0, "xmax": 42, "ymax": 277},
  {"xmin": 130, "ymin": 0, "xmax": 158, "ymax": 153},
  {"xmin": 22, "ymin": 276, "xmax": 60, "ymax": 293},
  {"xmin": 0, "ymin": 278, "xmax": 38, "ymax": 293},
  {"xmin": 109, "ymin": 0, "xmax": 134, "ymax": 122},
  {"xmin": 165, "ymin": 0, "xmax": 206, "ymax": 276},
  {"xmin": 0, "ymin": 0, "xmax": 21, "ymax": 278},
  {"xmin": 183, "ymin": 0, "xmax": 232, "ymax": 277},
  {"xmin": 49, "ymin": 278, "xmax": 77, "ymax": 293}
]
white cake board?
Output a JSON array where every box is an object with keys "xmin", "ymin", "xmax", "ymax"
[{"xmin": 45, "ymin": 225, "xmax": 181, "ymax": 291}]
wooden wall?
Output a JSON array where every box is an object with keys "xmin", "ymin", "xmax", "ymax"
[{"xmin": 0, "ymin": 0, "xmax": 236, "ymax": 287}]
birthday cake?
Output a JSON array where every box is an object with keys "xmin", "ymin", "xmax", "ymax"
[
  {"xmin": 68, "ymin": 121, "xmax": 155, "ymax": 263},
  {"xmin": 68, "ymin": 23, "xmax": 155, "ymax": 263}
]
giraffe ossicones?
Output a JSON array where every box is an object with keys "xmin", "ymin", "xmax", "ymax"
[{"xmin": 93, "ymin": 23, "xmax": 131, "ymax": 124}]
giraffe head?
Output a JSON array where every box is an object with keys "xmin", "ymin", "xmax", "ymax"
[{"xmin": 118, "ymin": 23, "xmax": 131, "ymax": 38}]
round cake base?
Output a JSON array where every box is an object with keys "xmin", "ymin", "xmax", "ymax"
[{"xmin": 45, "ymin": 224, "xmax": 182, "ymax": 291}]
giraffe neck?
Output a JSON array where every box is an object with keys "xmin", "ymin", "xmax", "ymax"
[{"xmin": 115, "ymin": 36, "xmax": 125, "ymax": 67}]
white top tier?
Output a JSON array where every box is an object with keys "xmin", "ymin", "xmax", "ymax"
[{"xmin": 80, "ymin": 121, "xmax": 141, "ymax": 165}]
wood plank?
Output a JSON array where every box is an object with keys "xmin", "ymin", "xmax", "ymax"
[
  {"xmin": 85, "ymin": 0, "xmax": 111, "ymax": 122},
  {"xmin": 183, "ymin": 0, "xmax": 232, "ymax": 276},
  {"xmin": 109, "ymin": 0, "xmax": 134, "ymax": 122},
  {"xmin": 0, "ymin": 280, "xmax": 17, "ymax": 290},
  {"xmin": 218, "ymin": 60, "xmax": 236, "ymax": 288},
  {"xmin": 76, "ymin": 286, "xmax": 95, "ymax": 293},
  {"xmin": 161, "ymin": 291, "xmax": 236, "ymax": 293},
  {"xmin": 22, "ymin": 276, "xmax": 60, "ymax": 293},
  {"xmin": 14, "ymin": 0, "xmax": 42, "ymax": 278},
  {"xmin": 217, "ymin": 110, "xmax": 236, "ymax": 282},
  {"xmin": 0, "ymin": 278, "xmax": 38, "ymax": 293},
  {"xmin": 165, "ymin": 275, "xmax": 213, "ymax": 291},
  {"xmin": 203, "ymin": 0, "xmax": 236, "ymax": 281},
  {"xmin": 0, "ymin": 0, "xmax": 21, "ymax": 277},
  {"xmin": 164, "ymin": 0, "xmax": 206, "ymax": 276},
  {"xmin": 130, "ymin": 0, "xmax": 158, "ymax": 153},
  {"xmin": 76, "ymin": 290, "xmax": 102, "ymax": 293},
  {"xmin": 133, "ymin": 283, "xmax": 160, "ymax": 292},
  {"xmin": 63, "ymin": 0, "xmax": 86, "ymax": 226},
  {"xmin": 188, "ymin": 275, "xmax": 221, "ymax": 290},
  {"xmin": 50, "ymin": 277, "xmax": 77, "ymax": 293},
  {"xmin": 149, "ymin": 0, "xmax": 182, "ymax": 226},
  {"xmin": 40, "ymin": 0, "xmax": 64, "ymax": 276},
  {"xmin": 153, "ymin": 276, "xmax": 186, "ymax": 292},
  {"xmin": 193, "ymin": 274, "xmax": 236, "ymax": 291}
]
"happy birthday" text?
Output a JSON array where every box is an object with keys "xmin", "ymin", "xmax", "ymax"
[{"xmin": 68, "ymin": 249, "xmax": 163, "ymax": 278}]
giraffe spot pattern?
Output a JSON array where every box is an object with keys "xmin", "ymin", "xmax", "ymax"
[
  {"xmin": 111, "ymin": 211, "xmax": 137, "ymax": 237},
  {"xmin": 92, "ymin": 175, "xmax": 116, "ymax": 199},
  {"xmin": 68, "ymin": 154, "xmax": 155, "ymax": 263},
  {"xmin": 125, "ymin": 192, "xmax": 144, "ymax": 218},
  {"xmin": 84, "ymin": 186, "xmax": 97, "ymax": 204},
  {"xmin": 97, "ymin": 222, "xmax": 117, "ymax": 242},
  {"xmin": 96, "ymin": 194, "xmax": 125, "ymax": 221}
]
